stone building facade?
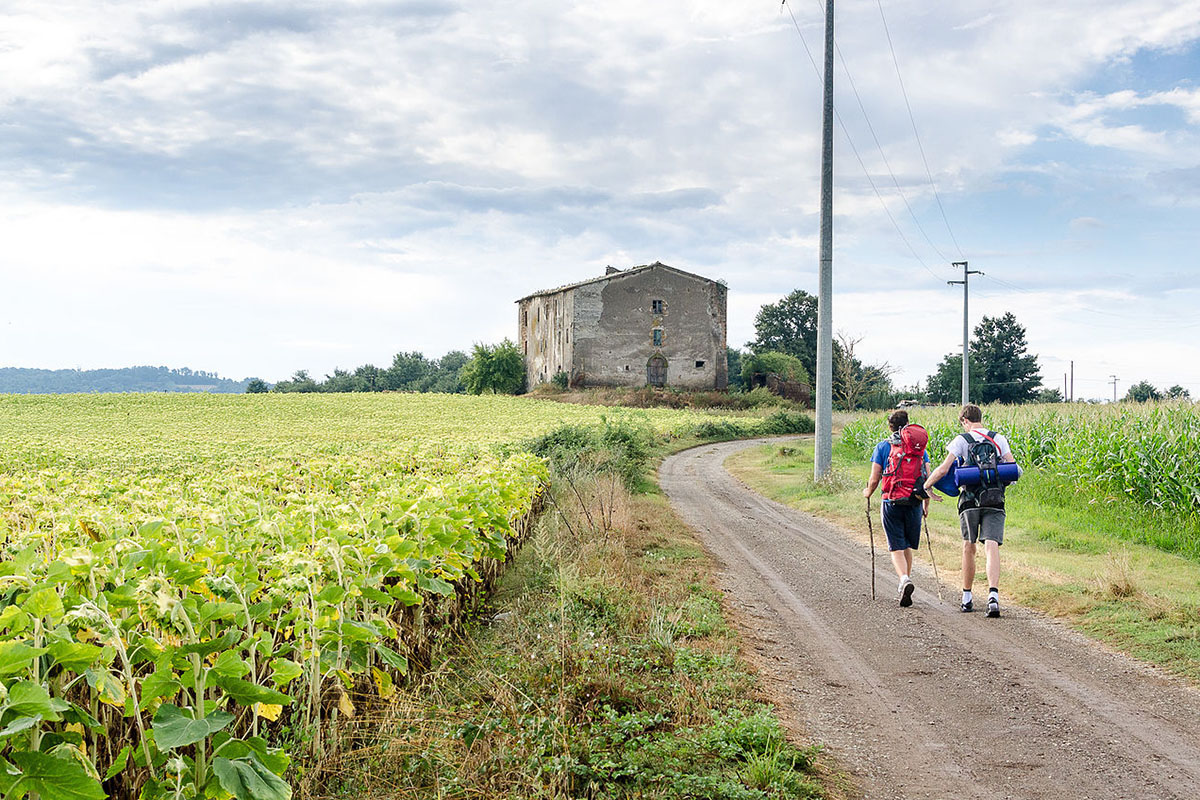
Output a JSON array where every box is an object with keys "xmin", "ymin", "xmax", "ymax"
[{"xmin": 517, "ymin": 262, "xmax": 728, "ymax": 390}]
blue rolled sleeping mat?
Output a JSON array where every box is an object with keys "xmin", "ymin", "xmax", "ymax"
[{"xmin": 930, "ymin": 462, "xmax": 1021, "ymax": 497}]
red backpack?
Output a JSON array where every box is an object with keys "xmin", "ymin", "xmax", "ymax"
[{"xmin": 882, "ymin": 424, "xmax": 929, "ymax": 504}]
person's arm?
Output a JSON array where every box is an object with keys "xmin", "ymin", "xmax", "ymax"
[
  {"xmin": 863, "ymin": 462, "xmax": 883, "ymax": 498},
  {"xmin": 924, "ymin": 452, "xmax": 957, "ymax": 492}
]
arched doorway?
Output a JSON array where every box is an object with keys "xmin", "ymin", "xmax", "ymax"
[{"xmin": 647, "ymin": 355, "xmax": 668, "ymax": 387}]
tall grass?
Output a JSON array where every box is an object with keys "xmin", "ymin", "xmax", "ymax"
[{"xmin": 841, "ymin": 401, "xmax": 1200, "ymax": 517}]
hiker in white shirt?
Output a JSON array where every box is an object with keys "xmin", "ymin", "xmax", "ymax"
[{"xmin": 924, "ymin": 404, "xmax": 1015, "ymax": 618}]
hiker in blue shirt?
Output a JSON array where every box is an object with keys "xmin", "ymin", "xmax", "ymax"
[{"xmin": 862, "ymin": 410, "xmax": 931, "ymax": 607}]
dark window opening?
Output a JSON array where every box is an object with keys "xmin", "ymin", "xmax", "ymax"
[
  {"xmin": 652, "ymin": 329, "xmax": 663, "ymax": 347},
  {"xmin": 695, "ymin": 360, "xmax": 705, "ymax": 368},
  {"xmin": 651, "ymin": 299, "xmax": 664, "ymax": 314}
]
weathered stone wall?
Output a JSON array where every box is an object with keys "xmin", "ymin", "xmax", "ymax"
[
  {"xmin": 572, "ymin": 266, "xmax": 727, "ymax": 390},
  {"xmin": 518, "ymin": 291, "xmax": 574, "ymax": 387}
]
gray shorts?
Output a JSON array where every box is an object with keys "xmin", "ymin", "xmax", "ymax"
[{"xmin": 960, "ymin": 507, "xmax": 1004, "ymax": 545}]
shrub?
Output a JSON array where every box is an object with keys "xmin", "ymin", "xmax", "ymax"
[{"xmin": 741, "ymin": 352, "xmax": 810, "ymax": 387}]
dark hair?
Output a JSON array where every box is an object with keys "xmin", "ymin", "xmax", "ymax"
[
  {"xmin": 960, "ymin": 404, "xmax": 982, "ymax": 423},
  {"xmin": 887, "ymin": 410, "xmax": 909, "ymax": 431}
]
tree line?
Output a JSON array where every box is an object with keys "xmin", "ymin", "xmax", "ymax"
[
  {"xmin": 261, "ymin": 342, "xmax": 526, "ymax": 395},
  {"xmin": 727, "ymin": 289, "xmax": 1048, "ymax": 409},
  {"xmin": 0, "ymin": 366, "xmax": 250, "ymax": 394}
]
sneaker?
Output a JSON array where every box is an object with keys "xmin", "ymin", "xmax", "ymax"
[
  {"xmin": 899, "ymin": 577, "xmax": 915, "ymax": 607},
  {"xmin": 960, "ymin": 599, "xmax": 973, "ymax": 613},
  {"xmin": 986, "ymin": 597, "xmax": 1000, "ymax": 618}
]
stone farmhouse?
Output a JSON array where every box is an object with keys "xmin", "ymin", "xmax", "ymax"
[{"xmin": 516, "ymin": 262, "xmax": 728, "ymax": 390}]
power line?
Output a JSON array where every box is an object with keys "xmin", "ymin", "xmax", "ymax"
[
  {"xmin": 792, "ymin": 0, "xmax": 957, "ymax": 264},
  {"xmin": 780, "ymin": 1, "xmax": 945, "ymax": 280},
  {"xmin": 874, "ymin": 0, "xmax": 965, "ymax": 259}
]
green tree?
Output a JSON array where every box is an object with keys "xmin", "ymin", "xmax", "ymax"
[
  {"xmin": 971, "ymin": 313, "xmax": 1042, "ymax": 404},
  {"xmin": 726, "ymin": 347, "xmax": 744, "ymax": 391},
  {"xmin": 1036, "ymin": 387, "xmax": 1063, "ymax": 403},
  {"xmin": 924, "ymin": 353, "xmax": 982, "ymax": 405},
  {"xmin": 272, "ymin": 370, "xmax": 320, "ymax": 393},
  {"xmin": 461, "ymin": 340, "xmax": 525, "ymax": 395},
  {"xmin": 383, "ymin": 352, "xmax": 434, "ymax": 391},
  {"xmin": 244, "ymin": 378, "xmax": 269, "ymax": 393},
  {"xmin": 1167, "ymin": 384, "xmax": 1191, "ymax": 400},
  {"xmin": 747, "ymin": 290, "xmax": 818, "ymax": 380},
  {"xmin": 740, "ymin": 351, "xmax": 810, "ymax": 388},
  {"xmin": 1124, "ymin": 380, "xmax": 1161, "ymax": 403},
  {"xmin": 353, "ymin": 364, "xmax": 383, "ymax": 391},
  {"xmin": 833, "ymin": 332, "xmax": 894, "ymax": 411},
  {"xmin": 322, "ymin": 368, "xmax": 367, "ymax": 392},
  {"xmin": 426, "ymin": 351, "xmax": 469, "ymax": 393}
]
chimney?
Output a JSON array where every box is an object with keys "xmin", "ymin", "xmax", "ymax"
[{"xmin": 605, "ymin": 265, "xmax": 620, "ymax": 274}]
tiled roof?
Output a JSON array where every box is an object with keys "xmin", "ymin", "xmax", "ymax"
[{"xmin": 515, "ymin": 262, "xmax": 721, "ymax": 302}]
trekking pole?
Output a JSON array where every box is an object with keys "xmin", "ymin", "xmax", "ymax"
[
  {"xmin": 923, "ymin": 516, "xmax": 943, "ymax": 601},
  {"xmin": 865, "ymin": 497, "xmax": 876, "ymax": 600}
]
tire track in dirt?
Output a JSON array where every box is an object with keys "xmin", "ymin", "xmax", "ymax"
[{"xmin": 660, "ymin": 438, "xmax": 1200, "ymax": 800}]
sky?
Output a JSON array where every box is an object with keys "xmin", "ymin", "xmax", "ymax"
[{"xmin": 1, "ymin": 0, "xmax": 1199, "ymax": 400}]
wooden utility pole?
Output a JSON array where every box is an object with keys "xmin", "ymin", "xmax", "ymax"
[
  {"xmin": 948, "ymin": 261, "xmax": 983, "ymax": 405},
  {"xmin": 815, "ymin": 0, "xmax": 835, "ymax": 479},
  {"xmin": 1110, "ymin": 374, "xmax": 1119, "ymax": 403}
]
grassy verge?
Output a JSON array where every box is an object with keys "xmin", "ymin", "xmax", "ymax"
[
  {"xmin": 314, "ymin": 429, "xmax": 844, "ymax": 799},
  {"xmin": 726, "ymin": 438, "xmax": 1200, "ymax": 683}
]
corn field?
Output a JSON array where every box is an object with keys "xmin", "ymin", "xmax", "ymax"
[{"xmin": 841, "ymin": 401, "xmax": 1200, "ymax": 517}]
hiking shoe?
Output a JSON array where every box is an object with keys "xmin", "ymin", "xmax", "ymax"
[
  {"xmin": 986, "ymin": 597, "xmax": 1001, "ymax": 618},
  {"xmin": 960, "ymin": 599, "xmax": 973, "ymax": 613},
  {"xmin": 899, "ymin": 577, "xmax": 915, "ymax": 607}
]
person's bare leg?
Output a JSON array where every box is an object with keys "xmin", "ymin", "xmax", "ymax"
[
  {"xmin": 889, "ymin": 549, "xmax": 909, "ymax": 580},
  {"xmin": 985, "ymin": 540, "xmax": 1000, "ymax": 590},
  {"xmin": 962, "ymin": 541, "xmax": 976, "ymax": 592}
]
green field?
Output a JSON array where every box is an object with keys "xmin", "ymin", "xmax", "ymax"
[{"xmin": 0, "ymin": 393, "xmax": 752, "ymax": 800}]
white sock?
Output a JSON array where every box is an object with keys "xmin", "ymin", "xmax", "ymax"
[
  {"xmin": 900, "ymin": 575, "xmax": 910, "ymax": 588},
  {"xmin": 962, "ymin": 590, "xmax": 973, "ymax": 604}
]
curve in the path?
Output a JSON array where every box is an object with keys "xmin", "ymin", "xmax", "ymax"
[{"xmin": 660, "ymin": 438, "xmax": 1200, "ymax": 800}]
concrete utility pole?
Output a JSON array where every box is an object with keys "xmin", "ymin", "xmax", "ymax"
[
  {"xmin": 814, "ymin": 0, "xmax": 835, "ymax": 480},
  {"xmin": 1110, "ymin": 374, "xmax": 1119, "ymax": 403},
  {"xmin": 947, "ymin": 261, "xmax": 983, "ymax": 405}
]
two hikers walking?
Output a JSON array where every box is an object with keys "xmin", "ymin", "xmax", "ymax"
[{"xmin": 864, "ymin": 404, "xmax": 1015, "ymax": 617}]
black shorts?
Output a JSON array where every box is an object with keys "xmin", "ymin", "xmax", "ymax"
[{"xmin": 881, "ymin": 500, "xmax": 922, "ymax": 551}]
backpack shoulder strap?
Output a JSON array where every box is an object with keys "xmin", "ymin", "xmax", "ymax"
[{"xmin": 975, "ymin": 430, "xmax": 1002, "ymax": 451}]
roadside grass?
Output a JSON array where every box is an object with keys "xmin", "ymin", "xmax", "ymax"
[
  {"xmin": 316, "ymin": 464, "xmax": 837, "ymax": 799},
  {"xmin": 726, "ymin": 438, "xmax": 1200, "ymax": 683}
]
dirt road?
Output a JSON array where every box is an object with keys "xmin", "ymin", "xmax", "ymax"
[{"xmin": 660, "ymin": 438, "xmax": 1200, "ymax": 800}]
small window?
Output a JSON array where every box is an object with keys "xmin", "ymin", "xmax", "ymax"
[
  {"xmin": 523, "ymin": 309, "xmax": 527, "ymax": 326},
  {"xmin": 695, "ymin": 360, "xmax": 705, "ymax": 368},
  {"xmin": 651, "ymin": 299, "xmax": 664, "ymax": 314},
  {"xmin": 652, "ymin": 329, "xmax": 663, "ymax": 347},
  {"xmin": 625, "ymin": 365, "xmax": 630, "ymax": 371}
]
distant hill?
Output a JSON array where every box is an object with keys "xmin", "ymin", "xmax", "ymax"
[{"xmin": 0, "ymin": 366, "xmax": 252, "ymax": 394}]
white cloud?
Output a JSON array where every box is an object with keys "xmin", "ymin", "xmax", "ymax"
[{"xmin": 0, "ymin": 0, "xmax": 1199, "ymax": 387}]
